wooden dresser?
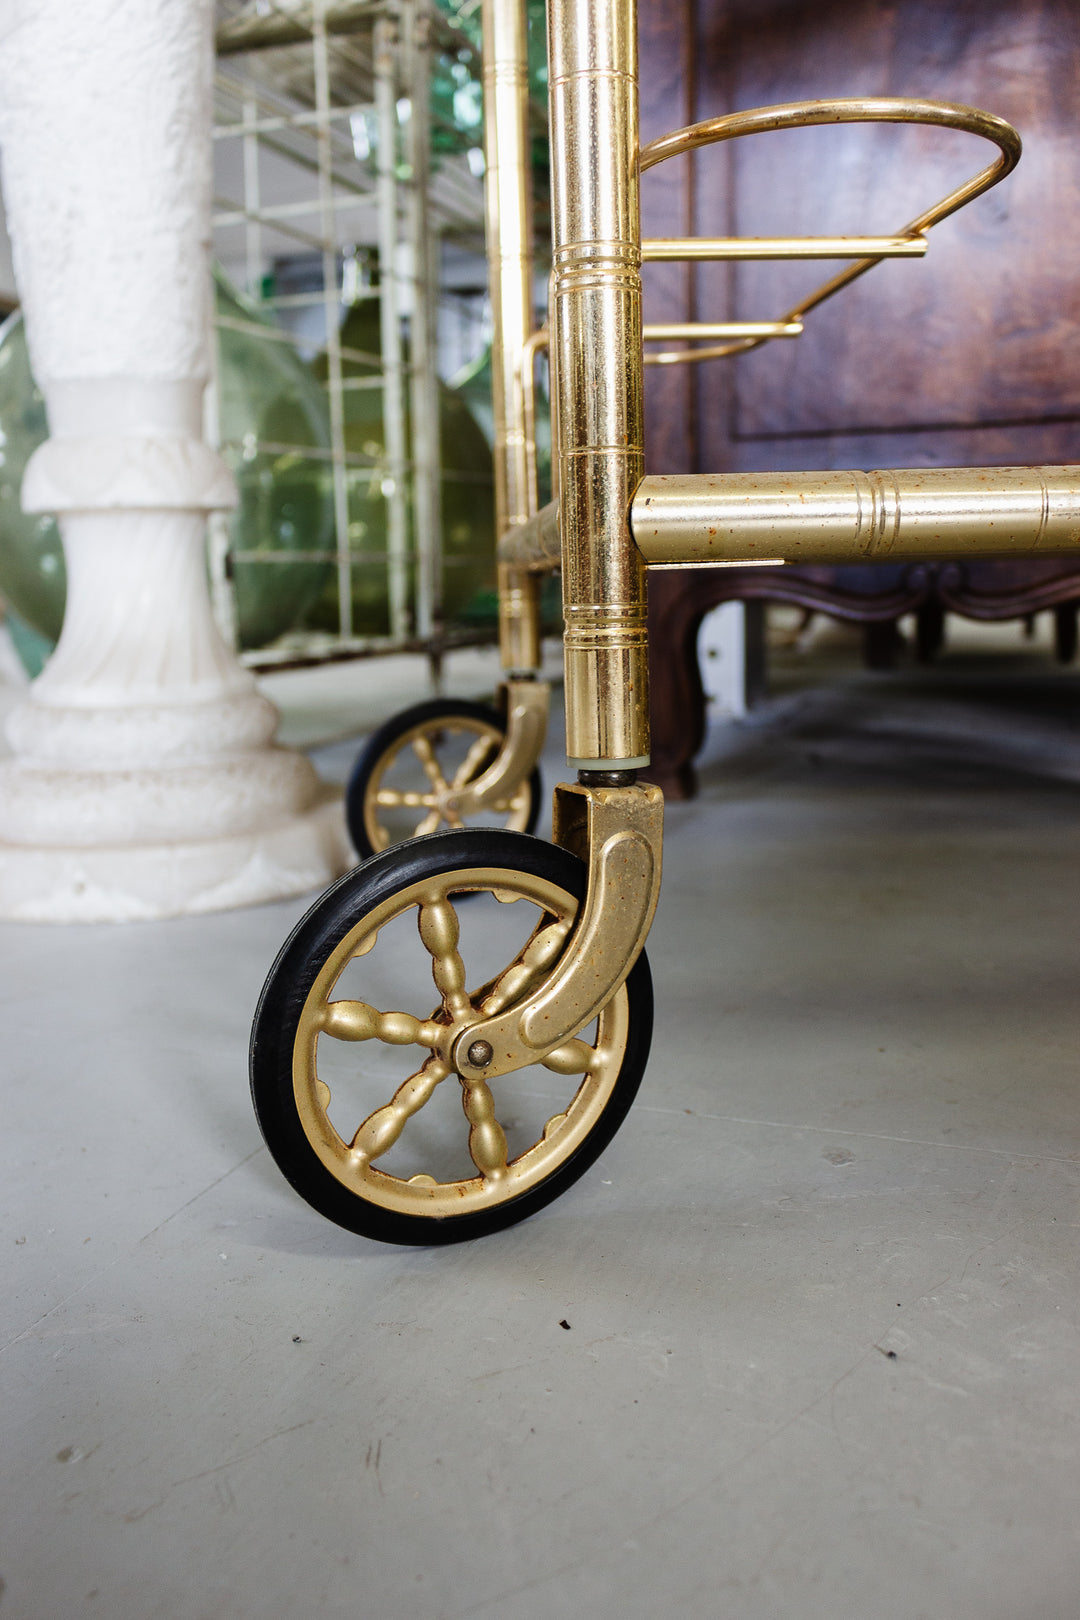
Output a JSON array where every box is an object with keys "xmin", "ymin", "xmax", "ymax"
[{"xmin": 638, "ymin": 0, "xmax": 1080, "ymax": 797}]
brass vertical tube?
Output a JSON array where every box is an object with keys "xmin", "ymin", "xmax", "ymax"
[
  {"xmin": 375, "ymin": 16, "xmax": 410, "ymax": 641},
  {"xmin": 482, "ymin": 0, "xmax": 542, "ymax": 672},
  {"xmin": 548, "ymin": 0, "xmax": 650, "ymax": 768},
  {"xmin": 403, "ymin": 0, "xmax": 442, "ymax": 641}
]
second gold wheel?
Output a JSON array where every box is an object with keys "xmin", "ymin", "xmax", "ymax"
[{"xmin": 345, "ymin": 697, "xmax": 542, "ymax": 859}]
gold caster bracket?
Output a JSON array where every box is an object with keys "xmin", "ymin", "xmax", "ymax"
[
  {"xmin": 453, "ymin": 779, "xmax": 664, "ymax": 1082},
  {"xmin": 437, "ymin": 677, "xmax": 550, "ymax": 821}
]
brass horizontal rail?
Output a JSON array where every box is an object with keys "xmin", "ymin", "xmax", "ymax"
[
  {"xmin": 644, "ymin": 321, "xmax": 803, "ymax": 340},
  {"xmin": 497, "ymin": 499, "xmax": 561, "ymax": 571},
  {"xmin": 643, "ymin": 320, "xmax": 804, "ymax": 365},
  {"xmin": 631, "ymin": 467, "xmax": 1080, "ymax": 568},
  {"xmin": 519, "ymin": 320, "xmax": 803, "ymax": 378},
  {"xmin": 642, "ymin": 235, "xmax": 928, "ymax": 261},
  {"xmin": 496, "ymin": 467, "xmax": 1080, "ymax": 573}
]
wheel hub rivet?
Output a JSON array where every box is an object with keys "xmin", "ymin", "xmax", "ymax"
[{"xmin": 467, "ymin": 1039, "xmax": 494, "ymax": 1068}]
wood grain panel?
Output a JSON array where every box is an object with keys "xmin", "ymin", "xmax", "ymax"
[
  {"xmin": 640, "ymin": 0, "xmax": 1080, "ymax": 797},
  {"xmin": 722, "ymin": 0, "xmax": 1080, "ymax": 440}
]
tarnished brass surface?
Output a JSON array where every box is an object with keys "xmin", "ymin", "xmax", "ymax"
[
  {"xmin": 438, "ymin": 678, "xmax": 550, "ymax": 817},
  {"xmin": 638, "ymin": 97, "xmax": 1019, "ymax": 363},
  {"xmin": 482, "ymin": 0, "xmax": 543, "ymax": 674},
  {"xmin": 548, "ymin": 0, "xmax": 650, "ymax": 767},
  {"xmin": 293, "ymin": 864, "xmax": 632, "ymax": 1216},
  {"xmin": 497, "ymin": 561, "xmax": 543, "ymax": 672},
  {"xmin": 453, "ymin": 782, "xmax": 664, "ymax": 1082},
  {"xmin": 498, "ymin": 497, "xmax": 561, "ymax": 571},
  {"xmin": 631, "ymin": 467, "xmax": 1080, "ymax": 568},
  {"xmin": 642, "ymin": 235, "xmax": 928, "ymax": 260}
]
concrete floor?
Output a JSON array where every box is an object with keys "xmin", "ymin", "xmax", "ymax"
[{"xmin": 2, "ymin": 627, "xmax": 1079, "ymax": 1619}]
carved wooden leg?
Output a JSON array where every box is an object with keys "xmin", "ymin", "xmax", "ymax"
[
  {"xmin": 646, "ymin": 570, "xmax": 710, "ymax": 800},
  {"xmin": 864, "ymin": 619, "xmax": 905, "ymax": 669},
  {"xmin": 916, "ymin": 601, "xmax": 947, "ymax": 663},
  {"xmin": 1054, "ymin": 604, "xmax": 1078, "ymax": 664}
]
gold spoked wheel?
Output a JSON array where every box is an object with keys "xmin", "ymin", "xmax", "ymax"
[
  {"xmin": 345, "ymin": 698, "xmax": 542, "ymax": 860},
  {"xmin": 250, "ymin": 830, "xmax": 652, "ymax": 1244}
]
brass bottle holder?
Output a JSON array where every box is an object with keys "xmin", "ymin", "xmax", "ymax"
[{"xmin": 638, "ymin": 96, "xmax": 1020, "ymax": 365}]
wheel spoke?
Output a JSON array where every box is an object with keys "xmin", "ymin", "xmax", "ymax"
[
  {"xmin": 417, "ymin": 895, "xmax": 472, "ymax": 1018},
  {"xmin": 460, "ymin": 1077, "xmax": 508, "ymax": 1181},
  {"xmin": 541, "ymin": 1039, "xmax": 594, "ymax": 1075},
  {"xmin": 478, "ymin": 914, "xmax": 573, "ymax": 1017},
  {"xmin": 376, "ymin": 789, "xmax": 439, "ymax": 809},
  {"xmin": 351, "ymin": 1057, "xmax": 452, "ymax": 1162},
  {"xmin": 411, "ymin": 734, "xmax": 452, "ymax": 795},
  {"xmin": 451, "ymin": 733, "xmax": 496, "ymax": 788},
  {"xmin": 319, "ymin": 999, "xmax": 443, "ymax": 1050}
]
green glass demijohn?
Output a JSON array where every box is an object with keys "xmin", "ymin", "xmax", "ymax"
[
  {"xmin": 303, "ymin": 297, "xmax": 496, "ymax": 637},
  {"xmin": 0, "ymin": 272, "xmax": 335, "ymax": 662}
]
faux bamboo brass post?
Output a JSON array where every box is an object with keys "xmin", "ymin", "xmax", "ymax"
[
  {"xmin": 419, "ymin": 0, "xmax": 553, "ymax": 827},
  {"xmin": 548, "ymin": 0, "xmax": 650, "ymax": 770},
  {"xmin": 384, "ymin": 0, "xmax": 549, "ymax": 833},
  {"xmin": 457, "ymin": 0, "xmax": 664, "ymax": 1090},
  {"xmin": 482, "ymin": 0, "xmax": 543, "ymax": 674}
]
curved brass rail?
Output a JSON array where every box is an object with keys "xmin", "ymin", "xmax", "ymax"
[{"xmin": 638, "ymin": 97, "xmax": 1021, "ymax": 366}]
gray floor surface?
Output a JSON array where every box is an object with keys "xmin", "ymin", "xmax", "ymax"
[{"xmin": 2, "ymin": 633, "xmax": 1079, "ymax": 1619}]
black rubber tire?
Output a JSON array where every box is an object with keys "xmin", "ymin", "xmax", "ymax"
[
  {"xmin": 250, "ymin": 829, "xmax": 652, "ymax": 1245},
  {"xmin": 345, "ymin": 697, "xmax": 543, "ymax": 860}
]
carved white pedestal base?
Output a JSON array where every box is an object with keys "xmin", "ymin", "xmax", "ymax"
[
  {"xmin": 0, "ymin": 783, "xmax": 349, "ymax": 923},
  {"xmin": 0, "ymin": 1, "xmax": 353, "ymax": 924},
  {"xmin": 0, "ymin": 507, "xmax": 353, "ymax": 921}
]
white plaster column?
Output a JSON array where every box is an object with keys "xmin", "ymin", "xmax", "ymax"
[{"xmin": 0, "ymin": 0, "xmax": 349, "ymax": 921}]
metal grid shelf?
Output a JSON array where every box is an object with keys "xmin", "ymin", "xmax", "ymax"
[{"xmin": 211, "ymin": 0, "xmax": 495, "ymax": 673}]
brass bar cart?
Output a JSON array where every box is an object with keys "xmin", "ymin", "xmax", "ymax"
[{"xmin": 249, "ymin": 0, "xmax": 1080, "ymax": 1244}]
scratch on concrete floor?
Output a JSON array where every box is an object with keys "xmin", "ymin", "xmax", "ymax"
[
  {"xmin": 366, "ymin": 1438, "xmax": 385, "ymax": 1497},
  {"xmin": 449, "ymin": 1347, "xmax": 881, "ymax": 1620},
  {"xmin": 169, "ymin": 1420, "xmax": 319, "ymax": 1490},
  {"xmin": 117, "ymin": 1419, "xmax": 324, "ymax": 1523},
  {"xmin": 135, "ymin": 1146, "xmax": 267, "ymax": 1246},
  {"xmin": 633, "ymin": 1105, "xmax": 1079, "ymax": 1165},
  {"xmin": 0, "ymin": 1147, "xmax": 266, "ymax": 1358}
]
